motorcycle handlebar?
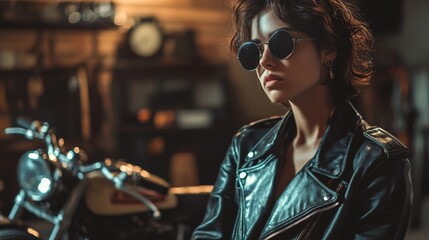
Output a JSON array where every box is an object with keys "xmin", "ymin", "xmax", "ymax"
[
  {"xmin": 16, "ymin": 117, "xmax": 35, "ymax": 129},
  {"xmin": 5, "ymin": 117, "xmax": 50, "ymax": 141},
  {"xmin": 4, "ymin": 127, "xmax": 29, "ymax": 137},
  {"xmin": 108, "ymin": 159, "xmax": 170, "ymax": 195}
]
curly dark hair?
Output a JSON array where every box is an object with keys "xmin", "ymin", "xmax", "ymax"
[{"xmin": 229, "ymin": 0, "xmax": 374, "ymax": 99}]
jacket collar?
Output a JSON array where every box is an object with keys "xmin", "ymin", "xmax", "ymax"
[{"xmin": 245, "ymin": 99, "xmax": 364, "ymax": 179}]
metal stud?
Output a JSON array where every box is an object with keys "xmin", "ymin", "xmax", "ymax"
[{"xmin": 323, "ymin": 195, "xmax": 331, "ymax": 201}]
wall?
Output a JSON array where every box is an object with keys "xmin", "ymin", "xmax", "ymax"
[
  {"xmin": 383, "ymin": 0, "xmax": 429, "ymax": 67},
  {"xmin": 0, "ymin": 0, "xmax": 284, "ymax": 136},
  {"xmin": 0, "ymin": 0, "xmax": 230, "ymax": 64}
]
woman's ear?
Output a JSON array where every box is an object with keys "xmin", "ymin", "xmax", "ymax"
[{"xmin": 322, "ymin": 47, "xmax": 337, "ymax": 63}]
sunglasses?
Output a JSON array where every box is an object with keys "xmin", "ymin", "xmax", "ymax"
[{"xmin": 237, "ymin": 29, "xmax": 316, "ymax": 71}]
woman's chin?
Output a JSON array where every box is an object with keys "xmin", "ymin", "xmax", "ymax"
[{"xmin": 267, "ymin": 93, "xmax": 291, "ymax": 105}]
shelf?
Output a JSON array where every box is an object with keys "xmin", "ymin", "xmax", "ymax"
[
  {"xmin": 101, "ymin": 58, "xmax": 223, "ymax": 71},
  {"xmin": 0, "ymin": 21, "xmax": 118, "ymax": 30},
  {"xmin": 105, "ymin": 59, "xmax": 228, "ymax": 83},
  {"xmin": 0, "ymin": 67, "xmax": 80, "ymax": 81},
  {"xmin": 0, "ymin": 59, "xmax": 226, "ymax": 76},
  {"xmin": 0, "ymin": 66, "xmax": 78, "ymax": 74},
  {"xmin": 119, "ymin": 123, "xmax": 227, "ymax": 136}
]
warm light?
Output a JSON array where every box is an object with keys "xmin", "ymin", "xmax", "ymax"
[
  {"xmin": 114, "ymin": 12, "xmax": 128, "ymax": 26},
  {"xmin": 74, "ymin": 147, "xmax": 80, "ymax": 153},
  {"xmin": 27, "ymin": 228, "xmax": 40, "ymax": 238},
  {"xmin": 154, "ymin": 110, "xmax": 176, "ymax": 128},
  {"xmin": 119, "ymin": 165, "xmax": 132, "ymax": 174},
  {"xmin": 38, "ymin": 178, "xmax": 52, "ymax": 194},
  {"xmin": 137, "ymin": 108, "xmax": 151, "ymax": 123},
  {"xmin": 58, "ymin": 138, "xmax": 65, "ymax": 147},
  {"xmin": 105, "ymin": 158, "xmax": 112, "ymax": 166},
  {"xmin": 140, "ymin": 170, "xmax": 150, "ymax": 178},
  {"xmin": 170, "ymin": 185, "xmax": 214, "ymax": 195},
  {"xmin": 133, "ymin": 165, "xmax": 141, "ymax": 172}
]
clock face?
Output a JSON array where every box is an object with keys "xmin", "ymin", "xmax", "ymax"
[{"xmin": 129, "ymin": 22, "xmax": 163, "ymax": 57}]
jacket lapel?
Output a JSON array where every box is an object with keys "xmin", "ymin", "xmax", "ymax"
[
  {"xmin": 241, "ymin": 110, "xmax": 293, "ymax": 169},
  {"xmin": 259, "ymin": 169, "xmax": 339, "ymax": 238},
  {"xmin": 311, "ymin": 100, "xmax": 363, "ymax": 178},
  {"xmin": 257, "ymin": 100, "xmax": 362, "ymax": 238}
]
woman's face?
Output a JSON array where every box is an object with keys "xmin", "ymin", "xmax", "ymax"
[{"xmin": 251, "ymin": 8, "xmax": 330, "ymax": 104}]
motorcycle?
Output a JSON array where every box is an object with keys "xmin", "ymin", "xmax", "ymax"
[{"xmin": 0, "ymin": 118, "xmax": 211, "ymax": 240}]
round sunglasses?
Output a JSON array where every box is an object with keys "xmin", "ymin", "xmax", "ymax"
[{"xmin": 237, "ymin": 29, "xmax": 316, "ymax": 71}]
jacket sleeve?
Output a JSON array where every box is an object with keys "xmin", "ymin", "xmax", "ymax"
[
  {"xmin": 192, "ymin": 137, "xmax": 240, "ymax": 240},
  {"xmin": 353, "ymin": 152, "xmax": 412, "ymax": 240}
]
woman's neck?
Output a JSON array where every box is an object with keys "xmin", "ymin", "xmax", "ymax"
[{"xmin": 288, "ymin": 86, "xmax": 333, "ymax": 147}]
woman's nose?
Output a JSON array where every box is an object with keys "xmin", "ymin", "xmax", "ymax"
[{"xmin": 259, "ymin": 45, "xmax": 276, "ymax": 70}]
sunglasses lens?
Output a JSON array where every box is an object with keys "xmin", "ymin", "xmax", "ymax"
[
  {"xmin": 269, "ymin": 30, "xmax": 294, "ymax": 59},
  {"xmin": 238, "ymin": 42, "xmax": 260, "ymax": 71}
]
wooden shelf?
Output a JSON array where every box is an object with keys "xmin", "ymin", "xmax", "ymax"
[
  {"xmin": 119, "ymin": 123, "xmax": 227, "ymax": 136},
  {"xmin": 0, "ymin": 21, "xmax": 117, "ymax": 30}
]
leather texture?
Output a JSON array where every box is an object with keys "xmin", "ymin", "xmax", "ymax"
[{"xmin": 192, "ymin": 100, "xmax": 412, "ymax": 240}]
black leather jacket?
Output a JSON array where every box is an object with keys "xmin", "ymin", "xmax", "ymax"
[{"xmin": 192, "ymin": 100, "xmax": 412, "ymax": 240}]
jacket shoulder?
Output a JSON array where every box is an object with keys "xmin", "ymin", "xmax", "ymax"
[
  {"xmin": 236, "ymin": 115, "xmax": 283, "ymax": 136},
  {"xmin": 362, "ymin": 126, "xmax": 408, "ymax": 159}
]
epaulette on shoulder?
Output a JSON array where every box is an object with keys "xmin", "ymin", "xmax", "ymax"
[
  {"xmin": 363, "ymin": 127, "xmax": 408, "ymax": 158},
  {"xmin": 236, "ymin": 115, "xmax": 283, "ymax": 136}
]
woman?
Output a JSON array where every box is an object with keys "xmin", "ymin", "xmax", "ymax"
[{"xmin": 192, "ymin": 0, "xmax": 412, "ymax": 239}]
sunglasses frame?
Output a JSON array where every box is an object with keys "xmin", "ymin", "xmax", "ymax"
[{"xmin": 237, "ymin": 29, "xmax": 316, "ymax": 71}]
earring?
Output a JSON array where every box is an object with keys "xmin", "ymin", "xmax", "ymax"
[{"xmin": 326, "ymin": 62, "xmax": 334, "ymax": 80}]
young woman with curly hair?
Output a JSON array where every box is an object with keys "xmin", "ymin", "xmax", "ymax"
[{"xmin": 192, "ymin": 0, "xmax": 412, "ymax": 239}]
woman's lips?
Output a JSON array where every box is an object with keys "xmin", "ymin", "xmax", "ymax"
[{"xmin": 264, "ymin": 74, "xmax": 283, "ymax": 87}]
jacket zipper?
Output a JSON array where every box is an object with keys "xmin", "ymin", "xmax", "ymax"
[
  {"xmin": 261, "ymin": 182, "xmax": 346, "ymax": 240},
  {"xmin": 297, "ymin": 213, "xmax": 321, "ymax": 240},
  {"xmin": 297, "ymin": 181, "xmax": 348, "ymax": 240},
  {"xmin": 237, "ymin": 177, "xmax": 246, "ymax": 238},
  {"xmin": 260, "ymin": 201, "xmax": 339, "ymax": 240}
]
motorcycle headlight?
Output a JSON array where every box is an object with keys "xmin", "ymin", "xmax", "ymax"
[{"xmin": 17, "ymin": 150, "xmax": 55, "ymax": 201}]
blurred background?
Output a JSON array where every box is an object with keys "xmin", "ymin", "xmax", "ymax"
[{"xmin": 0, "ymin": 0, "xmax": 427, "ymax": 239}]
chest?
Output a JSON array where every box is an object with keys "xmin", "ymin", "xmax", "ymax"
[
  {"xmin": 275, "ymin": 143, "xmax": 319, "ymax": 199},
  {"xmin": 235, "ymin": 155, "xmax": 340, "ymax": 240}
]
